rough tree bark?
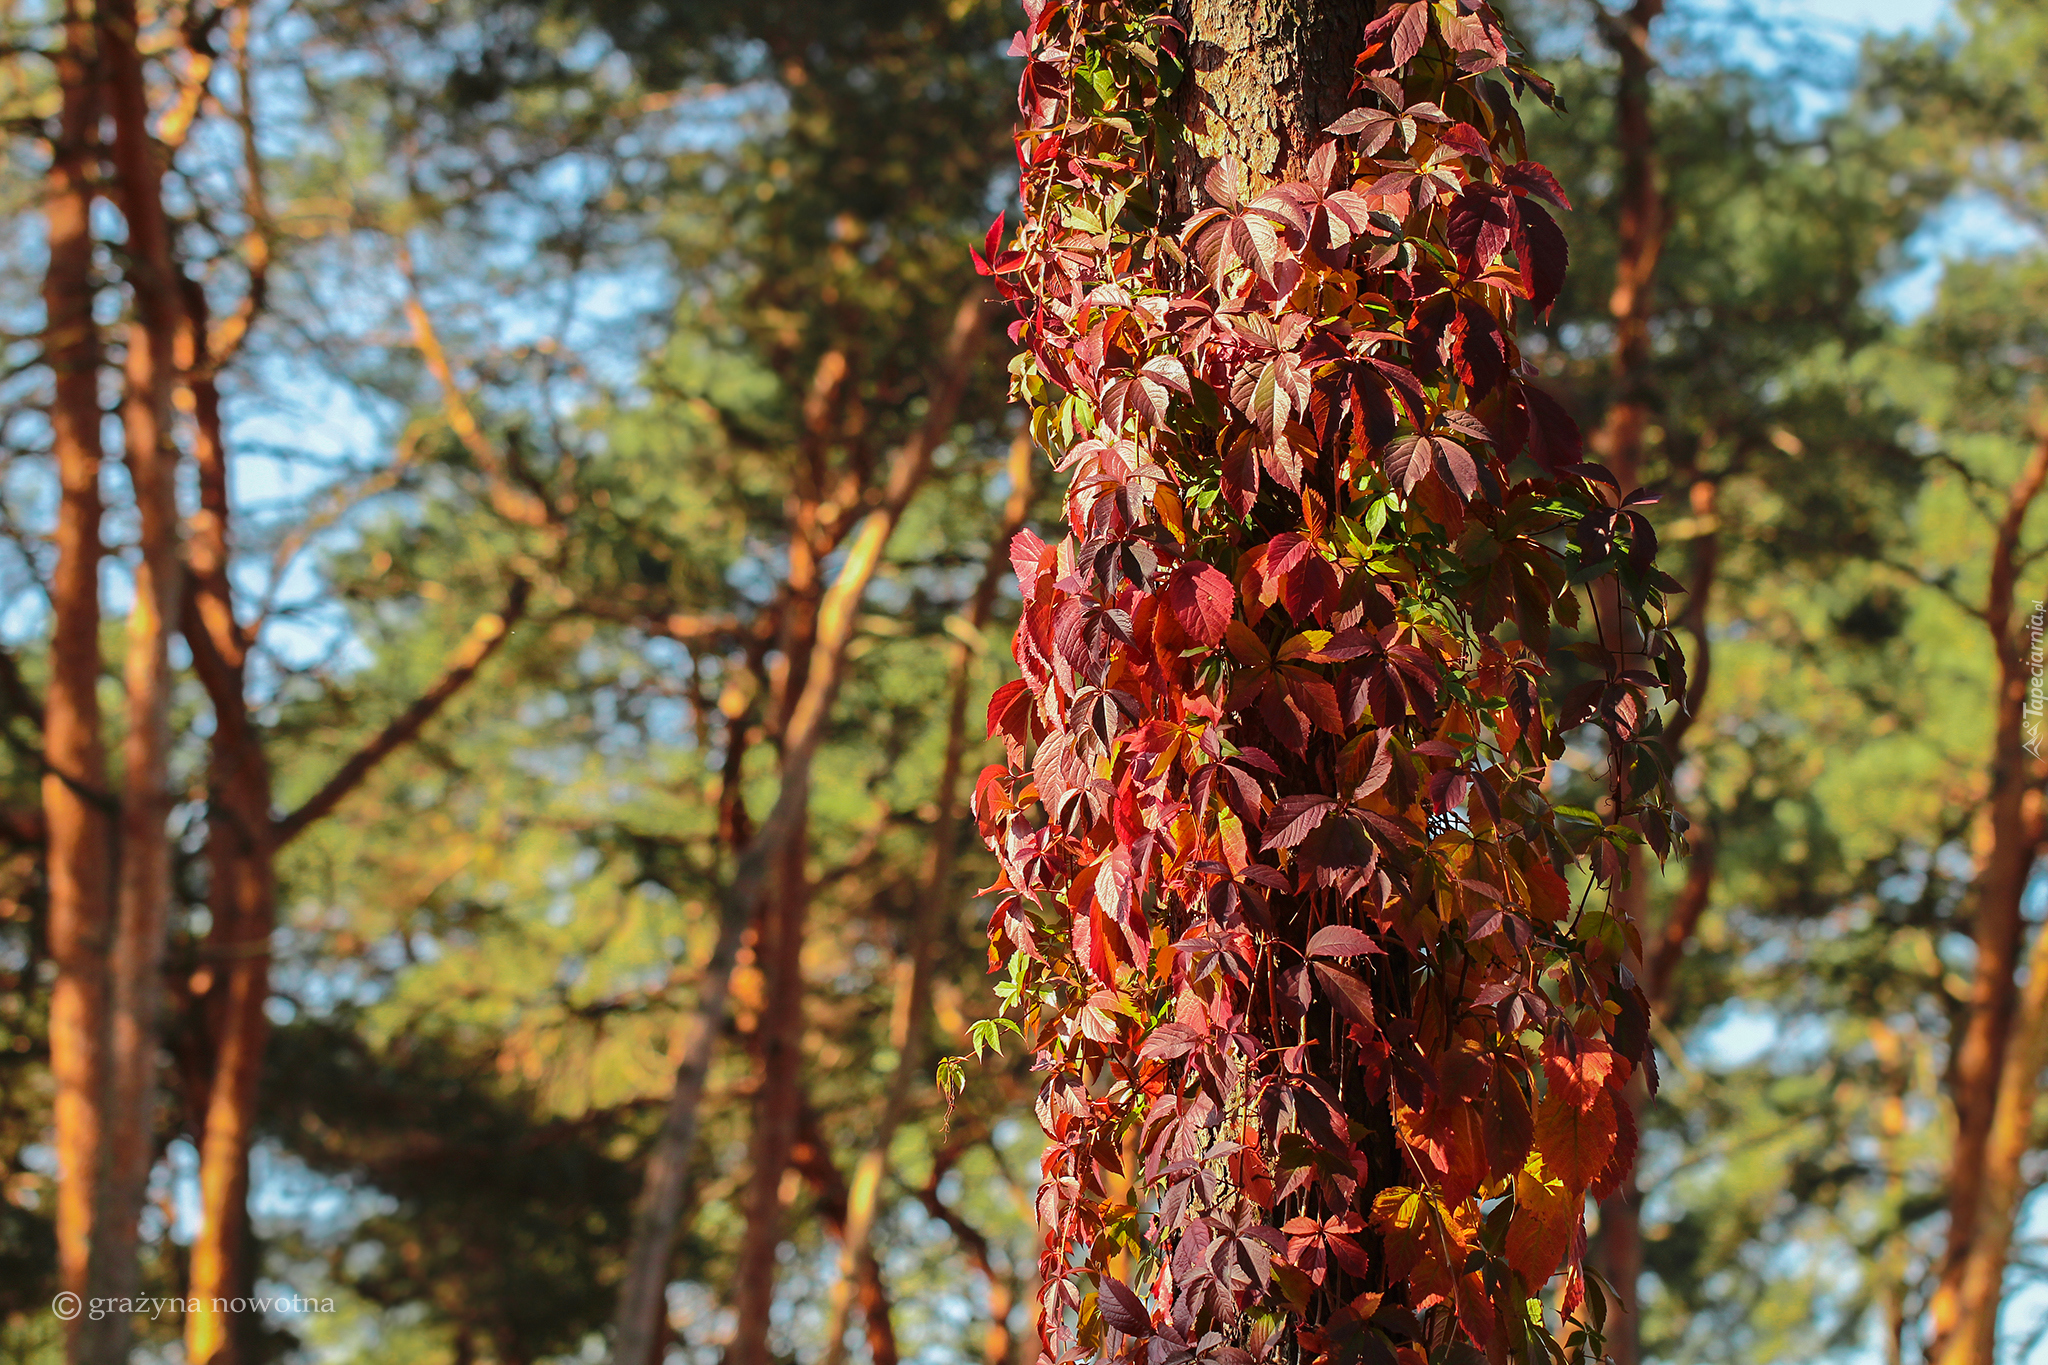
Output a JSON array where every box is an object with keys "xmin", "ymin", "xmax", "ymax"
[
  {"xmin": 1170, "ymin": 0, "xmax": 1374, "ymax": 208},
  {"xmin": 817, "ymin": 432, "xmax": 1036, "ymax": 1365},
  {"xmin": 38, "ymin": 8, "xmax": 115, "ymax": 1359},
  {"xmin": 1928, "ymin": 429, "xmax": 2048, "ymax": 1365}
]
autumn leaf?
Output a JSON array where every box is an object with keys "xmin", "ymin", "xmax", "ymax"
[
  {"xmin": 1305, "ymin": 924, "xmax": 1382, "ymax": 959},
  {"xmin": 1591, "ymin": 1089, "xmax": 1639, "ymax": 1201},
  {"xmin": 1265, "ymin": 795, "xmax": 1336, "ymax": 849},
  {"xmin": 1097, "ymin": 1275, "xmax": 1153, "ymax": 1338},
  {"xmin": 1506, "ymin": 1149, "xmax": 1575, "ymax": 1285},
  {"xmin": 1312, "ymin": 961, "xmax": 1376, "ymax": 1029},
  {"xmin": 1541, "ymin": 1035, "xmax": 1620, "ymax": 1112},
  {"xmin": 1167, "ymin": 560, "xmax": 1235, "ymax": 646},
  {"xmin": 1533, "ymin": 1086, "xmax": 1617, "ymax": 1194}
]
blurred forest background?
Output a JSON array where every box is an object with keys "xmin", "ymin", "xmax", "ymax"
[{"xmin": 0, "ymin": 1, "xmax": 2043, "ymax": 1364}]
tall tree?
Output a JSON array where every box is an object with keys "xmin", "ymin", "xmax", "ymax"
[
  {"xmin": 36, "ymin": 6, "xmax": 114, "ymax": 1357},
  {"xmin": 1583, "ymin": 9, "xmax": 1667, "ymax": 1356},
  {"xmin": 1, "ymin": 3, "xmax": 622, "ymax": 1355}
]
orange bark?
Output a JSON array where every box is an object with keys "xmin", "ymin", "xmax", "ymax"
[
  {"xmin": 1586, "ymin": 6, "xmax": 1668, "ymax": 1358},
  {"xmin": 1928, "ymin": 430, "xmax": 2048, "ymax": 1363},
  {"xmin": 612, "ymin": 297, "xmax": 985, "ymax": 1365},
  {"xmin": 725, "ymin": 297, "xmax": 985, "ymax": 1365},
  {"xmin": 95, "ymin": 4, "xmax": 187, "ymax": 1357},
  {"xmin": 39, "ymin": 8, "xmax": 115, "ymax": 1358},
  {"xmin": 176, "ymin": 270, "xmax": 276, "ymax": 1365}
]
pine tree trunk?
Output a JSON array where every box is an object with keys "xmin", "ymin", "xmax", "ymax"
[
  {"xmin": 1929, "ymin": 430, "xmax": 2048, "ymax": 1363},
  {"xmin": 94, "ymin": 4, "xmax": 186, "ymax": 1357},
  {"xmin": 607, "ymin": 296, "xmax": 983, "ymax": 1365},
  {"xmin": 727, "ymin": 809, "xmax": 811, "ymax": 1365},
  {"xmin": 817, "ymin": 433, "xmax": 1036, "ymax": 1365},
  {"xmin": 1937, "ymin": 891, "xmax": 2048, "ymax": 1365},
  {"xmin": 179, "ymin": 277, "xmax": 277, "ymax": 1365},
  {"xmin": 39, "ymin": 8, "xmax": 114, "ymax": 1359},
  {"xmin": 1588, "ymin": 5, "xmax": 1667, "ymax": 1358},
  {"xmin": 1172, "ymin": 0, "xmax": 1374, "ymax": 204}
]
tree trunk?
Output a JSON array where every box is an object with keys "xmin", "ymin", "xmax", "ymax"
[
  {"xmin": 1172, "ymin": 0, "xmax": 1375, "ymax": 204},
  {"xmin": 1929, "ymin": 430, "xmax": 2048, "ymax": 1363},
  {"xmin": 39, "ymin": 8, "xmax": 114, "ymax": 1359},
  {"xmin": 607, "ymin": 296, "xmax": 986, "ymax": 1365},
  {"xmin": 1936, "ymin": 902, "xmax": 2048, "ymax": 1365},
  {"xmin": 178, "ymin": 275, "xmax": 277, "ymax": 1365},
  {"xmin": 1590, "ymin": 0, "xmax": 1667, "ymax": 479},
  {"xmin": 94, "ymin": 3, "xmax": 187, "ymax": 1358},
  {"xmin": 728, "ymin": 807, "xmax": 812, "ymax": 1365},
  {"xmin": 727, "ymin": 412, "xmax": 835, "ymax": 1365},
  {"xmin": 1587, "ymin": 5, "xmax": 1667, "ymax": 1358},
  {"xmin": 607, "ymin": 717, "xmax": 757, "ymax": 1365},
  {"xmin": 817, "ymin": 432, "xmax": 1036, "ymax": 1365}
]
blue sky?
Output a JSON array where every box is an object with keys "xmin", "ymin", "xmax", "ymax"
[{"xmin": 1794, "ymin": 0, "xmax": 1949, "ymax": 33}]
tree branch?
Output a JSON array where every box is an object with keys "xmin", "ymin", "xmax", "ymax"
[
  {"xmin": 274, "ymin": 579, "xmax": 530, "ymax": 844},
  {"xmin": 791, "ymin": 1103, "xmax": 900, "ymax": 1365},
  {"xmin": 400, "ymin": 252, "xmax": 556, "ymax": 531},
  {"xmin": 914, "ymin": 1159, "xmax": 1022, "ymax": 1365},
  {"xmin": 608, "ymin": 291, "xmax": 988, "ymax": 1365},
  {"xmin": 0, "ymin": 643, "xmax": 39, "ymax": 731}
]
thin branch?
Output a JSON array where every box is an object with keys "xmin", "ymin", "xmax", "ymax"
[
  {"xmin": 568, "ymin": 597, "xmax": 750, "ymax": 649},
  {"xmin": 1878, "ymin": 553, "xmax": 1988, "ymax": 623},
  {"xmin": 791, "ymin": 1103, "xmax": 901, "ymax": 1365},
  {"xmin": 204, "ymin": 0, "xmax": 270, "ymax": 370},
  {"xmin": 273, "ymin": 579, "xmax": 530, "ymax": 843},
  {"xmin": 399, "ymin": 249, "xmax": 555, "ymax": 531},
  {"xmin": 914, "ymin": 1159, "xmax": 1023, "ymax": 1365}
]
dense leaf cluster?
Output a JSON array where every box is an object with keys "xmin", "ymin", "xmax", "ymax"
[{"xmin": 968, "ymin": 2, "xmax": 1687, "ymax": 1360}]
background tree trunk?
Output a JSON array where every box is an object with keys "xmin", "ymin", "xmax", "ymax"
[
  {"xmin": 1587, "ymin": 4, "xmax": 1668, "ymax": 1359},
  {"xmin": 727, "ymin": 807, "xmax": 812, "ymax": 1365},
  {"xmin": 178, "ymin": 274, "xmax": 277, "ymax": 1365},
  {"xmin": 39, "ymin": 8, "xmax": 114, "ymax": 1360},
  {"xmin": 1937, "ymin": 872, "xmax": 2048, "ymax": 1365},
  {"xmin": 817, "ymin": 432, "xmax": 1036, "ymax": 1365},
  {"xmin": 93, "ymin": 3, "xmax": 187, "ymax": 1358},
  {"xmin": 1928, "ymin": 430, "xmax": 2048, "ymax": 1363},
  {"xmin": 612, "ymin": 297, "xmax": 986, "ymax": 1365}
]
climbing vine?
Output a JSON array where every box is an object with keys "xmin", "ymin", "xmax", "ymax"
[{"xmin": 965, "ymin": 1, "xmax": 1685, "ymax": 1360}]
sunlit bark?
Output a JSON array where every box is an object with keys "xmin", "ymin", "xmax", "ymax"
[
  {"xmin": 1929, "ymin": 429, "xmax": 2048, "ymax": 1365},
  {"xmin": 93, "ymin": 5, "xmax": 187, "ymax": 1357},
  {"xmin": 38, "ymin": 9, "xmax": 114, "ymax": 1361}
]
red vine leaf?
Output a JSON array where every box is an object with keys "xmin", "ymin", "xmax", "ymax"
[
  {"xmin": 1533, "ymin": 1086, "xmax": 1617, "ymax": 1195},
  {"xmin": 1167, "ymin": 560, "xmax": 1236, "ymax": 646}
]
